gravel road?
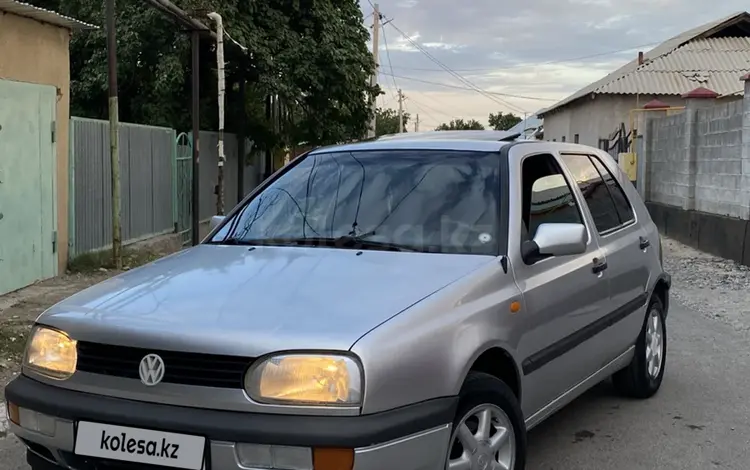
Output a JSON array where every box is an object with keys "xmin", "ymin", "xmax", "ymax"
[{"xmin": 2, "ymin": 237, "xmax": 750, "ymax": 469}]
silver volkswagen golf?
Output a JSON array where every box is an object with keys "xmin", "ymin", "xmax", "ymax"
[{"xmin": 5, "ymin": 134, "xmax": 670, "ymax": 470}]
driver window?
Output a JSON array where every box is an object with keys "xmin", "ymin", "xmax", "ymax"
[{"xmin": 521, "ymin": 154, "xmax": 584, "ymax": 242}]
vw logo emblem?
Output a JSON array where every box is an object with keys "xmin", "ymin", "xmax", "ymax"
[{"xmin": 139, "ymin": 354, "xmax": 165, "ymax": 386}]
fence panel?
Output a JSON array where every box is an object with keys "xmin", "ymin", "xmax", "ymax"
[{"xmin": 69, "ymin": 117, "xmax": 176, "ymax": 257}]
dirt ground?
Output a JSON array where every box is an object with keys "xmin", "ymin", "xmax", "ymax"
[{"xmin": 0, "ymin": 230, "xmax": 202, "ymax": 400}]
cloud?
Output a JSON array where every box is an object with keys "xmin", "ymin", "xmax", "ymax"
[{"xmin": 359, "ymin": 0, "xmax": 750, "ymax": 126}]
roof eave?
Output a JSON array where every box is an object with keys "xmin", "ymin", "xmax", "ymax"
[{"xmin": 0, "ymin": 0, "xmax": 98, "ymax": 29}]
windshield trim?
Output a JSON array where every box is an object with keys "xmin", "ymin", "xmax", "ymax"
[{"xmin": 204, "ymin": 147, "xmax": 512, "ymax": 256}]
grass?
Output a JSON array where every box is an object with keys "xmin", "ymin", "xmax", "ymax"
[{"xmin": 67, "ymin": 247, "xmax": 164, "ymax": 273}]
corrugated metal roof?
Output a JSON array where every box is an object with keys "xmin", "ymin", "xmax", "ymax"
[
  {"xmin": 0, "ymin": 0, "xmax": 97, "ymax": 29},
  {"xmin": 540, "ymin": 12, "xmax": 750, "ymax": 116},
  {"xmin": 596, "ymin": 70, "xmax": 748, "ymax": 96},
  {"xmin": 595, "ymin": 37, "xmax": 750, "ymax": 96}
]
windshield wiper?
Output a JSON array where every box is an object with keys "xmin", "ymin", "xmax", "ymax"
[
  {"xmin": 331, "ymin": 235, "xmax": 423, "ymax": 252},
  {"xmin": 206, "ymin": 237, "xmax": 258, "ymax": 246}
]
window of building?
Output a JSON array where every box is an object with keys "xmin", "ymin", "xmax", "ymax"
[{"xmin": 574, "ymin": 134, "xmax": 579, "ymax": 143}]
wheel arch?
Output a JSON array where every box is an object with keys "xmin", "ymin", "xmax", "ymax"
[
  {"xmin": 651, "ymin": 272, "xmax": 671, "ymax": 317},
  {"xmin": 460, "ymin": 344, "xmax": 522, "ymax": 404}
]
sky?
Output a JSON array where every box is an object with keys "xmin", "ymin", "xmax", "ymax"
[{"xmin": 358, "ymin": 0, "xmax": 750, "ymax": 130}]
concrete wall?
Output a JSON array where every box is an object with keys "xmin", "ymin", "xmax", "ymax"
[
  {"xmin": 641, "ymin": 80, "xmax": 750, "ymax": 265},
  {"xmin": 694, "ymin": 101, "xmax": 744, "ymax": 216},
  {"xmin": 646, "ymin": 98, "xmax": 748, "ymax": 218},
  {"xmin": 646, "ymin": 112, "xmax": 688, "ymax": 208},
  {"xmin": 0, "ymin": 12, "xmax": 71, "ymax": 274}
]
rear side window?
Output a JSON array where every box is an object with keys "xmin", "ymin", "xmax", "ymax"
[
  {"xmin": 589, "ymin": 156, "xmax": 634, "ymax": 225},
  {"xmin": 560, "ymin": 154, "xmax": 628, "ymax": 234}
]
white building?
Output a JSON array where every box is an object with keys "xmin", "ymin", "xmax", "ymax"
[{"xmin": 538, "ymin": 12, "xmax": 750, "ymax": 149}]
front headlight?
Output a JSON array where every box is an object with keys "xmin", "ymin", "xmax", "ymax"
[
  {"xmin": 23, "ymin": 326, "xmax": 77, "ymax": 380},
  {"xmin": 245, "ymin": 353, "xmax": 362, "ymax": 406}
]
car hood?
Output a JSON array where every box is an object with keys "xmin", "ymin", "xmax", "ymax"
[{"xmin": 41, "ymin": 245, "xmax": 494, "ymax": 357}]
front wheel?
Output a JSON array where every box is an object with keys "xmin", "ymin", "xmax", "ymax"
[
  {"xmin": 446, "ymin": 372, "xmax": 526, "ymax": 470},
  {"xmin": 613, "ymin": 295, "xmax": 667, "ymax": 398}
]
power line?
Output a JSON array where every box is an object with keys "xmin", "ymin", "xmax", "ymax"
[
  {"xmin": 386, "ymin": 21, "xmax": 528, "ymax": 114},
  {"xmin": 380, "ymin": 71, "xmax": 558, "ymax": 102},
  {"xmin": 379, "ymin": 15, "xmax": 400, "ymax": 99},
  {"xmin": 406, "ymin": 87, "xmax": 479, "ymax": 119},
  {"xmin": 407, "ymin": 96, "xmax": 451, "ymax": 120},
  {"xmin": 384, "ymin": 40, "xmax": 662, "ymax": 73}
]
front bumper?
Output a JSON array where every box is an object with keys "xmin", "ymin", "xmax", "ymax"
[{"xmin": 6, "ymin": 374, "xmax": 456, "ymax": 470}]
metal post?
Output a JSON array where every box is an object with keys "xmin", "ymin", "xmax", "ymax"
[
  {"xmin": 264, "ymin": 95, "xmax": 272, "ymax": 180},
  {"xmin": 398, "ymin": 89, "xmax": 404, "ymax": 133},
  {"xmin": 106, "ymin": 0, "xmax": 122, "ymax": 269},
  {"xmin": 237, "ymin": 77, "xmax": 246, "ymax": 204},
  {"xmin": 191, "ymin": 31, "xmax": 201, "ymax": 246}
]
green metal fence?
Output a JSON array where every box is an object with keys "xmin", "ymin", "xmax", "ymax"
[{"xmin": 174, "ymin": 132, "xmax": 193, "ymax": 246}]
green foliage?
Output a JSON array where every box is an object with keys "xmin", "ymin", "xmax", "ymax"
[
  {"xmin": 435, "ymin": 118, "xmax": 485, "ymax": 131},
  {"xmin": 375, "ymin": 107, "xmax": 410, "ymax": 136},
  {"xmin": 488, "ymin": 111, "xmax": 522, "ymax": 131},
  {"xmin": 27, "ymin": 0, "xmax": 377, "ymax": 148}
]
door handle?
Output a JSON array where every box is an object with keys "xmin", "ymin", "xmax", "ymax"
[
  {"xmin": 639, "ymin": 236, "xmax": 650, "ymax": 249},
  {"xmin": 592, "ymin": 257, "xmax": 608, "ymax": 274}
]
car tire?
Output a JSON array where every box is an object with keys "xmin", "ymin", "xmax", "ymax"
[
  {"xmin": 445, "ymin": 371, "xmax": 527, "ymax": 470},
  {"xmin": 612, "ymin": 295, "xmax": 667, "ymax": 399}
]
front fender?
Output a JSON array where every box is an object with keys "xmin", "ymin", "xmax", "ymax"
[{"xmin": 351, "ymin": 261, "xmax": 522, "ymax": 415}]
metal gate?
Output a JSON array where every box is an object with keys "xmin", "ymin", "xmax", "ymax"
[
  {"xmin": 174, "ymin": 132, "xmax": 193, "ymax": 246},
  {"xmin": 598, "ymin": 123, "xmax": 631, "ymax": 162},
  {"xmin": 0, "ymin": 80, "xmax": 58, "ymax": 295}
]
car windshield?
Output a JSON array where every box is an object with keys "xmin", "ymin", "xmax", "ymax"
[{"xmin": 211, "ymin": 149, "xmax": 502, "ymax": 255}]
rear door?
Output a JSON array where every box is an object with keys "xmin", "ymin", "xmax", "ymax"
[{"xmin": 558, "ymin": 152, "xmax": 650, "ymax": 366}]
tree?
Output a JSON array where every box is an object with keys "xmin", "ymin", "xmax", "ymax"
[
  {"xmin": 27, "ymin": 0, "xmax": 377, "ymax": 149},
  {"xmin": 435, "ymin": 119, "xmax": 485, "ymax": 131},
  {"xmin": 375, "ymin": 107, "xmax": 410, "ymax": 136},
  {"xmin": 488, "ymin": 111, "xmax": 522, "ymax": 131}
]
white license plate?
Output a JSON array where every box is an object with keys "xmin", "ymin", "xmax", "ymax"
[{"xmin": 74, "ymin": 421, "xmax": 206, "ymax": 469}]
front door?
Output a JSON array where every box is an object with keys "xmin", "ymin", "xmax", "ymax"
[
  {"xmin": 508, "ymin": 150, "xmax": 611, "ymax": 418},
  {"xmin": 0, "ymin": 79, "xmax": 57, "ymax": 295}
]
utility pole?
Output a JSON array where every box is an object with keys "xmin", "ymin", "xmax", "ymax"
[
  {"xmin": 397, "ymin": 89, "xmax": 404, "ymax": 133},
  {"xmin": 208, "ymin": 12, "xmax": 226, "ymax": 215},
  {"xmin": 415, "ymin": 114, "xmax": 419, "ymax": 132},
  {"xmin": 367, "ymin": 3, "xmax": 380, "ymax": 138},
  {"xmin": 105, "ymin": 0, "xmax": 122, "ymax": 269}
]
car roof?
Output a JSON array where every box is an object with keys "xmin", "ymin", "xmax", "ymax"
[
  {"xmin": 309, "ymin": 130, "xmax": 523, "ymax": 155},
  {"xmin": 375, "ymin": 130, "xmax": 522, "ymax": 141}
]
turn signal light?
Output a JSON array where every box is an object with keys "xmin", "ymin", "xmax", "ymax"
[
  {"xmin": 6, "ymin": 402, "xmax": 19, "ymax": 425},
  {"xmin": 313, "ymin": 448, "xmax": 354, "ymax": 470}
]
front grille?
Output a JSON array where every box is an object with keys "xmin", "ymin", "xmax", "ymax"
[{"xmin": 76, "ymin": 341, "xmax": 254, "ymax": 389}]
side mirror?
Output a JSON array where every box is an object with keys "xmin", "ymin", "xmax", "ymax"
[
  {"xmin": 209, "ymin": 215, "xmax": 226, "ymax": 231},
  {"xmin": 522, "ymin": 223, "xmax": 586, "ymax": 264}
]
